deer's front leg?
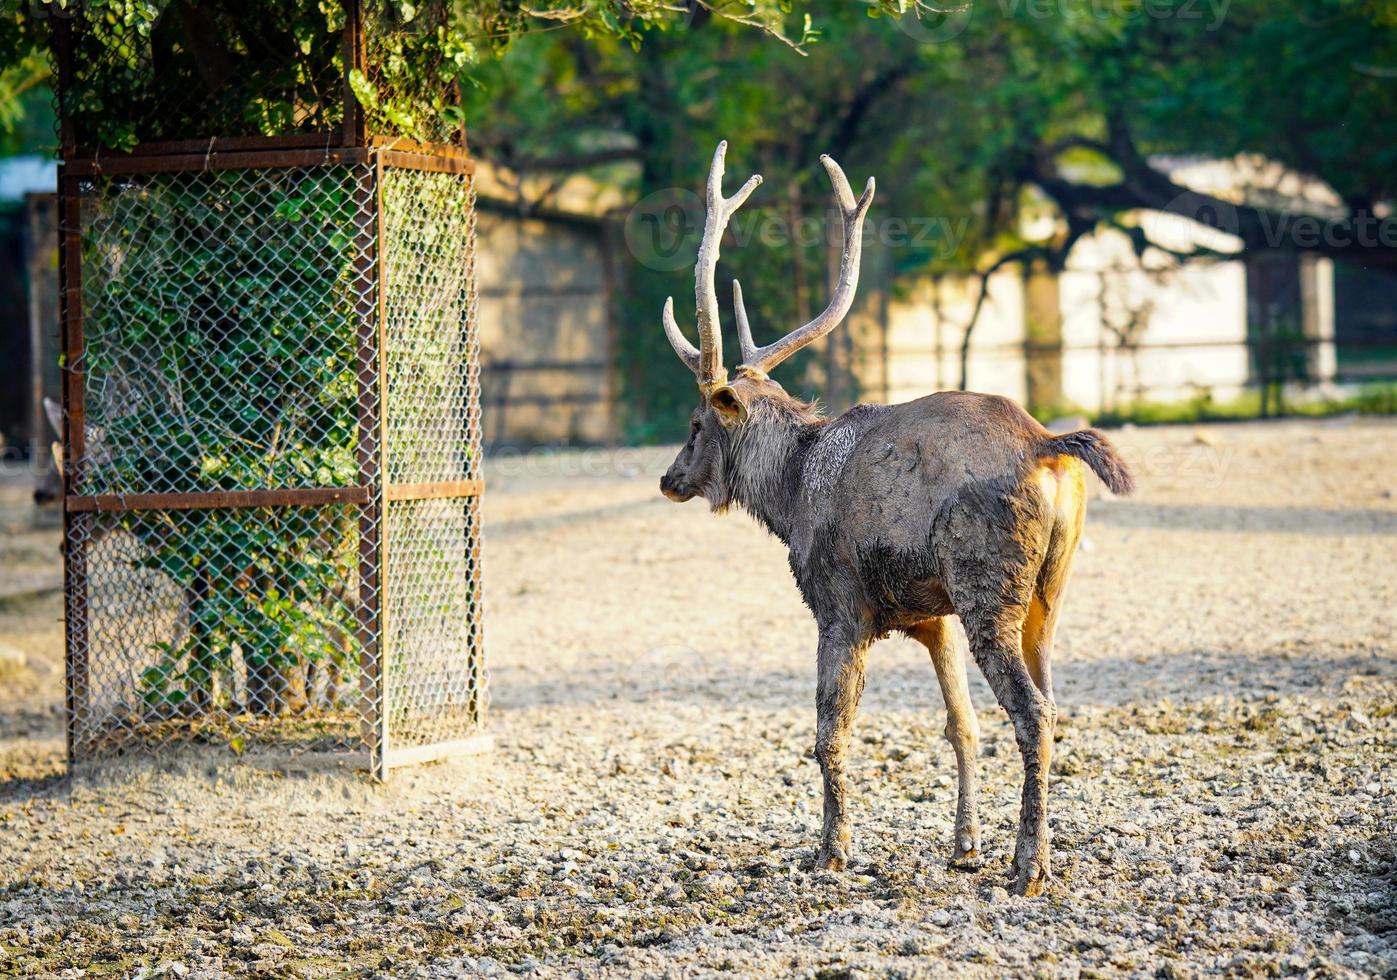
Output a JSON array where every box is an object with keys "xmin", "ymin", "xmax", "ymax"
[{"xmin": 814, "ymin": 626, "xmax": 869, "ymax": 871}]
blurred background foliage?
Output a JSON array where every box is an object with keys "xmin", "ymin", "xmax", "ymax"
[
  {"xmin": 2, "ymin": 0, "xmax": 1395, "ymax": 434},
  {"xmin": 454, "ymin": 0, "xmax": 1397, "ymax": 429}
]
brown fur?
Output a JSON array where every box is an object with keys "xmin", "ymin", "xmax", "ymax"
[{"xmin": 662, "ymin": 377, "xmax": 1133, "ymax": 895}]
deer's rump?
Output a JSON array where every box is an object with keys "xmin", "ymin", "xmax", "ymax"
[{"xmin": 807, "ymin": 389, "xmax": 1129, "ymax": 632}]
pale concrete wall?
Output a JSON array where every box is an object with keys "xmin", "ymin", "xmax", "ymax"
[
  {"xmin": 868, "ymin": 216, "xmax": 1256, "ymax": 415},
  {"xmin": 882, "ymin": 270, "xmax": 1027, "ymax": 407},
  {"xmin": 1061, "ymin": 225, "xmax": 1249, "ymax": 412},
  {"xmin": 475, "ymin": 206, "xmax": 613, "ymax": 445}
]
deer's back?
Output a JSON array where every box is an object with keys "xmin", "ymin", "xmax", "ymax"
[
  {"xmin": 789, "ymin": 391, "xmax": 1057, "ymax": 622},
  {"xmin": 830, "ymin": 389, "xmax": 1046, "ymax": 515}
]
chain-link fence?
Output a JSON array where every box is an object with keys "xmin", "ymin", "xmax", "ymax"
[{"xmin": 61, "ymin": 153, "xmax": 486, "ymax": 776}]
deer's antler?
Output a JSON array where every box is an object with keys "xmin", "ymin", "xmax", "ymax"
[
  {"xmin": 736, "ymin": 155, "xmax": 875, "ymax": 377},
  {"xmin": 662, "ymin": 140, "xmax": 762, "ymax": 392}
]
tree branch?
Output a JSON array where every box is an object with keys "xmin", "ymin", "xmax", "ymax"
[
  {"xmin": 474, "ymin": 144, "xmax": 644, "ymax": 172},
  {"xmin": 1031, "ymin": 117, "xmax": 1397, "ymax": 267}
]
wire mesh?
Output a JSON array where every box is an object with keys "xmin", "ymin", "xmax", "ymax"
[
  {"xmin": 68, "ymin": 505, "xmax": 365, "ymax": 757},
  {"xmin": 57, "ymin": 3, "xmax": 345, "ymax": 149},
  {"xmin": 382, "ymin": 168, "xmax": 479, "ymax": 486},
  {"xmin": 64, "ymin": 155, "xmax": 486, "ymax": 770},
  {"xmin": 381, "ymin": 167, "xmax": 486, "ymax": 748},
  {"xmin": 385, "ymin": 498, "xmax": 485, "ymax": 748},
  {"xmin": 77, "ymin": 166, "xmax": 375, "ymax": 496}
]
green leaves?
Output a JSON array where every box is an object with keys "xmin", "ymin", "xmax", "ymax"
[{"xmin": 77, "ymin": 166, "xmax": 365, "ymax": 709}]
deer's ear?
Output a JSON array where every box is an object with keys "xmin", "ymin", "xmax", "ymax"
[{"xmin": 708, "ymin": 384, "xmax": 748, "ymax": 427}]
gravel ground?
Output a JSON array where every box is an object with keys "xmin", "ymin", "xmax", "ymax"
[{"xmin": 0, "ymin": 417, "xmax": 1394, "ymax": 978}]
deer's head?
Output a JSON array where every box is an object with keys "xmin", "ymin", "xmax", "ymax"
[{"xmin": 659, "ymin": 142, "xmax": 875, "ymax": 507}]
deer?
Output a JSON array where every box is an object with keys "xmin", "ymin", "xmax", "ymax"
[{"xmin": 656, "ymin": 142, "xmax": 1134, "ymax": 897}]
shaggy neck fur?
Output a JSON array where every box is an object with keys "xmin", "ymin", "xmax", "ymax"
[{"xmin": 723, "ymin": 395, "xmax": 826, "ymax": 544}]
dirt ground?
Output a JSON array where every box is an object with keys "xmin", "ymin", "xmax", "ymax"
[{"xmin": 0, "ymin": 416, "xmax": 1394, "ymax": 978}]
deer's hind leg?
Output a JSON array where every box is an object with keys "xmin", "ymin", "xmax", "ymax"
[
  {"xmin": 941, "ymin": 497, "xmax": 1057, "ymax": 896},
  {"xmin": 908, "ymin": 617, "xmax": 981, "ymax": 866}
]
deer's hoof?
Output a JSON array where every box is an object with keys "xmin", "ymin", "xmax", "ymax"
[
  {"xmin": 816, "ymin": 844, "xmax": 849, "ymax": 872},
  {"xmin": 1007, "ymin": 857, "xmax": 1051, "ymax": 896},
  {"xmin": 949, "ymin": 847, "xmax": 982, "ymax": 872},
  {"xmin": 949, "ymin": 830, "xmax": 981, "ymax": 870},
  {"xmin": 1010, "ymin": 871, "xmax": 1050, "ymax": 897}
]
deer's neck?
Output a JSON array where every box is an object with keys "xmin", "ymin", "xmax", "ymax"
[{"xmin": 727, "ymin": 412, "xmax": 824, "ymax": 545}]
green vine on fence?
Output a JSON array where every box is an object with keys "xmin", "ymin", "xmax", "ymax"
[{"xmin": 82, "ymin": 166, "xmax": 365, "ymax": 717}]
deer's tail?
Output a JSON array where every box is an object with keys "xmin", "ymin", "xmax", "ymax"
[{"xmin": 1038, "ymin": 429, "xmax": 1135, "ymax": 496}]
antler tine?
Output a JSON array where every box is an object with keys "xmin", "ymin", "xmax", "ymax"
[
  {"xmin": 733, "ymin": 279, "xmax": 758, "ymax": 366},
  {"xmin": 662, "ymin": 296, "xmax": 701, "ymax": 375},
  {"xmin": 737, "ymin": 155, "xmax": 875, "ymax": 378},
  {"xmin": 662, "ymin": 140, "xmax": 762, "ymax": 389}
]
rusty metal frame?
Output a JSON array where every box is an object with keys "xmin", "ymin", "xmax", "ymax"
[
  {"xmin": 349, "ymin": 154, "xmax": 386, "ymax": 779},
  {"xmin": 62, "ymin": 146, "xmax": 476, "ymax": 179},
  {"xmin": 58, "ymin": 167, "xmax": 88, "ymax": 765},
  {"xmin": 54, "ymin": 3, "xmax": 487, "ymax": 775},
  {"xmin": 65, "ymin": 480, "xmax": 483, "ymax": 514}
]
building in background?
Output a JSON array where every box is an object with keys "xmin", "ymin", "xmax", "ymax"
[
  {"xmin": 0, "ymin": 155, "xmax": 59, "ymax": 462},
  {"xmin": 473, "ymin": 162, "xmax": 620, "ymax": 445},
  {"xmin": 856, "ymin": 156, "xmax": 1383, "ymax": 418}
]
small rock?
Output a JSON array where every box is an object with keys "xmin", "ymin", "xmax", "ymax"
[
  {"xmin": 698, "ymin": 872, "xmax": 737, "ymax": 897},
  {"xmin": 0, "ymin": 645, "xmax": 26, "ymax": 673}
]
